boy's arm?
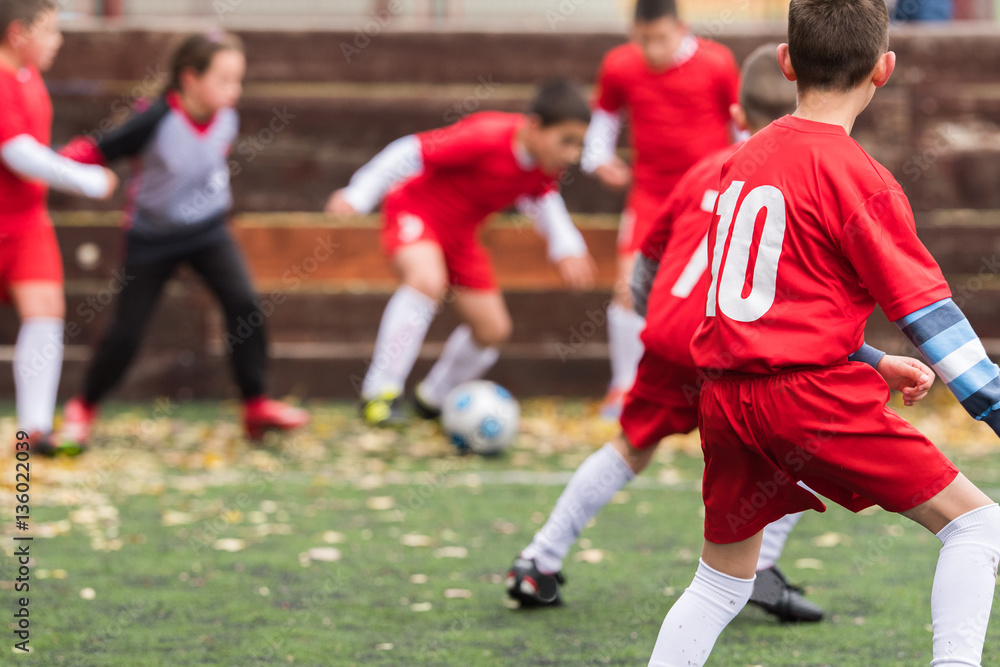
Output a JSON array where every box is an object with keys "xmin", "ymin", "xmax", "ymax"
[
  {"xmin": 897, "ymin": 299, "xmax": 1000, "ymax": 430},
  {"xmin": 842, "ymin": 189, "xmax": 998, "ymax": 431},
  {"xmin": 1, "ymin": 136, "xmax": 115, "ymax": 199},
  {"xmin": 337, "ymin": 135, "xmax": 424, "ymax": 215},
  {"xmin": 516, "ymin": 192, "xmax": 595, "ymax": 290},
  {"xmin": 581, "ymin": 108, "xmax": 623, "ymax": 174},
  {"xmin": 581, "ymin": 57, "xmax": 630, "ymax": 187}
]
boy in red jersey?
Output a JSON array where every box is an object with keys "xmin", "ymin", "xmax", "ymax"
[
  {"xmin": 326, "ymin": 81, "xmax": 596, "ymax": 426},
  {"xmin": 0, "ymin": 0, "xmax": 116, "ymax": 455},
  {"xmin": 506, "ymin": 45, "xmax": 935, "ymax": 623},
  {"xmin": 649, "ymin": 2, "xmax": 1000, "ymax": 665},
  {"xmin": 581, "ymin": 0, "xmax": 741, "ymax": 419}
]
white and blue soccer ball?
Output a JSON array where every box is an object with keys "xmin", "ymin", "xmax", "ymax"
[{"xmin": 442, "ymin": 381, "xmax": 520, "ymax": 455}]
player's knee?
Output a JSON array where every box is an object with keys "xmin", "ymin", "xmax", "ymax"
[
  {"xmin": 405, "ymin": 274, "xmax": 448, "ymax": 302},
  {"xmin": 472, "ymin": 315, "xmax": 512, "ymax": 347}
]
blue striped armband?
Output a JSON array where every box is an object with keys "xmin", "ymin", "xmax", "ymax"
[{"xmin": 897, "ymin": 298, "xmax": 1000, "ymax": 434}]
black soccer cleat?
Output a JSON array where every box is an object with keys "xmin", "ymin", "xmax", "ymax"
[
  {"xmin": 749, "ymin": 566, "xmax": 824, "ymax": 623},
  {"xmin": 505, "ymin": 557, "xmax": 565, "ymax": 608},
  {"xmin": 23, "ymin": 431, "xmax": 85, "ymax": 458},
  {"xmin": 412, "ymin": 384, "xmax": 442, "ymax": 421}
]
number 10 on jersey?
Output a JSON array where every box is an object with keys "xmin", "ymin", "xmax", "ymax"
[{"xmin": 705, "ymin": 181, "xmax": 788, "ymax": 323}]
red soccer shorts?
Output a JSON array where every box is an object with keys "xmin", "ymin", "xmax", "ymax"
[
  {"xmin": 620, "ymin": 350, "xmax": 702, "ymax": 450},
  {"xmin": 0, "ymin": 221, "xmax": 64, "ymax": 302},
  {"xmin": 381, "ymin": 204, "xmax": 497, "ymax": 291},
  {"xmin": 699, "ymin": 363, "xmax": 959, "ymax": 544},
  {"xmin": 617, "ymin": 186, "xmax": 665, "ymax": 254}
]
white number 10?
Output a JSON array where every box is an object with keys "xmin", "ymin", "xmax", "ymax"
[{"xmin": 706, "ymin": 181, "xmax": 787, "ymax": 323}]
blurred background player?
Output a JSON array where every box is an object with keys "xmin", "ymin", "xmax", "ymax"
[
  {"xmin": 0, "ymin": 0, "xmax": 117, "ymax": 455},
  {"xmin": 650, "ymin": 2, "xmax": 1000, "ymax": 664},
  {"xmin": 506, "ymin": 44, "xmax": 939, "ymax": 622},
  {"xmin": 57, "ymin": 33, "xmax": 309, "ymax": 447},
  {"xmin": 326, "ymin": 80, "xmax": 597, "ymax": 427},
  {"xmin": 581, "ymin": 0, "xmax": 741, "ymax": 419}
]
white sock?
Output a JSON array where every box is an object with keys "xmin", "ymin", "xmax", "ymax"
[
  {"xmin": 607, "ymin": 302, "xmax": 645, "ymax": 391},
  {"xmin": 14, "ymin": 318, "xmax": 65, "ymax": 434},
  {"xmin": 649, "ymin": 559, "xmax": 754, "ymax": 667},
  {"xmin": 930, "ymin": 504, "xmax": 1000, "ymax": 667},
  {"xmin": 756, "ymin": 512, "xmax": 803, "ymax": 571},
  {"xmin": 418, "ymin": 325, "xmax": 500, "ymax": 409},
  {"xmin": 522, "ymin": 443, "xmax": 635, "ymax": 574},
  {"xmin": 361, "ymin": 286, "xmax": 438, "ymax": 400}
]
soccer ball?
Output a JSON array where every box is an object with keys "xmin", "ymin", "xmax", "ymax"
[{"xmin": 442, "ymin": 381, "xmax": 520, "ymax": 455}]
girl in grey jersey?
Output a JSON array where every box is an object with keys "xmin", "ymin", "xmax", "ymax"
[{"xmin": 58, "ymin": 32, "xmax": 308, "ymax": 446}]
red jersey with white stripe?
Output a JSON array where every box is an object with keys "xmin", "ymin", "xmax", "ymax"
[
  {"xmin": 385, "ymin": 112, "xmax": 558, "ymax": 233},
  {"xmin": 0, "ymin": 66, "xmax": 53, "ymax": 233},
  {"xmin": 595, "ymin": 38, "xmax": 739, "ymax": 198},
  {"xmin": 691, "ymin": 115, "xmax": 952, "ymax": 374},
  {"xmin": 641, "ymin": 143, "xmax": 740, "ymax": 367}
]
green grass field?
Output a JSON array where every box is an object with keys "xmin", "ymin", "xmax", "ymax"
[{"xmin": 2, "ymin": 395, "xmax": 1000, "ymax": 666}]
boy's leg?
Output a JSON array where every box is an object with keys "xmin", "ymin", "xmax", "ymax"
[
  {"xmin": 902, "ymin": 474, "xmax": 1000, "ymax": 666},
  {"xmin": 80, "ymin": 257, "xmax": 176, "ymax": 405},
  {"xmin": 10, "ymin": 282, "xmax": 65, "ymax": 435},
  {"xmin": 757, "ymin": 512, "xmax": 802, "ymax": 570},
  {"xmin": 649, "ymin": 536, "xmax": 762, "ymax": 667},
  {"xmin": 519, "ymin": 433, "xmax": 650, "ymax": 575},
  {"xmin": 605, "ymin": 255, "xmax": 645, "ymax": 415},
  {"xmin": 416, "ymin": 290, "xmax": 508, "ymax": 411},
  {"xmin": 516, "ymin": 358, "xmax": 696, "ymax": 579},
  {"xmin": 361, "ymin": 241, "xmax": 445, "ymax": 404}
]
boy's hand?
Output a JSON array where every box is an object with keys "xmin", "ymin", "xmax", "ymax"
[
  {"xmin": 99, "ymin": 168, "xmax": 119, "ymax": 200},
  {"xmin": 557, "ymin": 254, "xmax": 597, "ymax": 291},
  {"xmin": 876, "ymin": 355, "xmax": 935, "ymax": 406},
  {"xmin": 593, "ymin": 158, "xmax": 632, "ymax": 192},
  {"xmin": 325, "ymin": 189, "xmax": 357, "ymax": 217}
]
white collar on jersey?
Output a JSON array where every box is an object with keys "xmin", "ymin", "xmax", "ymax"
[
  {"xmin": 513, "ymin": 138, "xmax": 536, "ymax": 170},
  {"xmin": 670, "ymin": 33, "xmax": 699, "ymax": 69}
]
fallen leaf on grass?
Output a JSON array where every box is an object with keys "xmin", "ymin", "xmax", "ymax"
[
  {"xmin": 366, "ymin": 497, "xmax": 396, "ymax": 511},
  {"xmin": 434, "ymin": 547, "xmax": 468, "ymax": 559},
  {"xmin": 402, "ymin": 534, "xmax": 434, "ymax": 547},
  {"xmin": 574, "ymin": 549, "xmax": 607, "ymax": 564},
  {"xmin": 212, "ymin": 539, "xmax": 246, "ymax": 553},
  {"xmin": 794, "ymin": 558, "xmax": 824, "ymax": 570},
  {"xmin": 444, "ymin": 589, "xmax": 472, "ymax": 599},
  {"xmin": 812, "ymin": 532, "xmax": 850, "ymax": 548},
  {"xmin": 306, "ymin": 548, "xmax": 342, "ymax": 563}
]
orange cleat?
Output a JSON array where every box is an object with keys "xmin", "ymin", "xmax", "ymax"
[{"xmin": 243, "ymin": 397, "xmax": 310, "ymax": 440}]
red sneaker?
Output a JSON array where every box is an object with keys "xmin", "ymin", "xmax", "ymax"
[
  {"xmin": 244, "ymin": 397, "xmax": 310, "ymax": 440},
  {"xmin": 60, "ymin": 397, "xmax": 99, "ymax": 447}
]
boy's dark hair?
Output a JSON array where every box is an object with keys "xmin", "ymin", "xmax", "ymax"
[
  {"xmin": 165, "ymin": 32, "xmax": 244, "ymax": 93},
  {"xmin": 634, "ymin": 0, "xmax": 678, "ymax": 22},
  {"xmin": 0, "ymin": 0, "xmax": 56, "ymax": 40},
  {"xmin": 787, "ymin": 0, "xmax": 890, "ymax": 92},
  {"xmin": 530, "ymin": 79, "xmax": 591, "ymax": 127},
  {"xmin": 740, "ymin": 44, "xmax": 798, "ymax": 130}
]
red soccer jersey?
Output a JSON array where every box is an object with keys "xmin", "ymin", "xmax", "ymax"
[
  {"xmin": 0, "ymin": 65, "xmax": 53, "ymax": 233},
  {"xmin": 691, "ymin": 115, "xmax": 952, "ymax": 374},
  {"xmin": 641, "ymin": 143, "xmax": 740, "ymax": 367},
  {"xmin": 595, "ymin": 38, "xmax": 739, "ymax": 198},
  {"xmin": 385, "ymin": 112, "xmax": 558, "ymax": 233}
]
